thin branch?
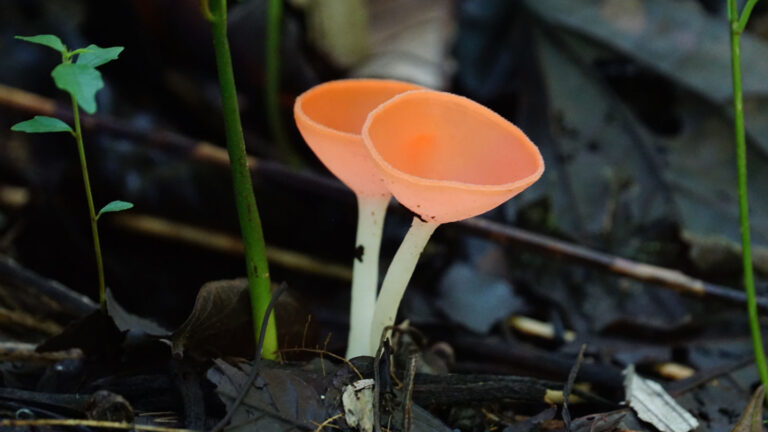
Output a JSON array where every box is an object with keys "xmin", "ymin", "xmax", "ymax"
[
  {"xmin": 460, "ymin": 217, "xmax": 768, "ymax": 311},
  {"xmin": 311, "ymin": 413, "xmax": 344, "ymax": 432},
  {"xmin": 0, "ymin": 419, "xmax": 196, "ymax": 432},
  {"xmin": 110, "ymin": 213, "xmax": 352, "ymax": 281},
  {"xmin": 278, "ymin": 347, "xmax": 363, "ymax": 380},
  {"xmin": 0, "ymin": 342, "xmax": 81, "ymax": 364},
  {"xmin": 0, "ymin": 253, "xmax": 98, "ymax": 317}
]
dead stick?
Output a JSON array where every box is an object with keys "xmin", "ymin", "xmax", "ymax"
[
  {"xmin": 459, "ymin": 217, "xmax": 768, "ymax": 310},
  {"xmin": 110, "ymin": 213, "xmax": 351, "ymax": 281},
  {"xmin": 0, "ymin": 306, "xmax": 62, "ymax": 335},
  {"xmin": 0, "ymin": 419, "xmax": 196, "ymax": 432},
  {"xmin": 0, "ymin": 254, "xmax": 97, "ymax": 317},
  {"xmin": 0, "ymin": 342, "xmax": 82, "ymax": 364},
  {"xmin": 0, "ymin": 184, "xmax": 30, "ymax": 209},
  {"xmin": 0, "ymin": 83, "xmax": 761, "ymax": 311}
]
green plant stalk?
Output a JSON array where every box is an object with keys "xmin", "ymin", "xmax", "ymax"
[
  {"xmin": 70, "ymin": 94, "xmax": 106, "ymax": 307},
  {"xmin": 728, "ymin": 0, "xmax": 768, "ymax": 399},
  {"xmin": 265, "ymin": 0, "xmax": 300, "ymax": 167},
  {"xmin": 208, "ymin": 0, "xmax": 278, "ymax": 359}
]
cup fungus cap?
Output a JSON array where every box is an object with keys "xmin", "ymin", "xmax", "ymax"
[
  {"xmin": 294, "ymin": 79, "xmax": 422, "ymax": 197},
  {"xmin": 362, "ymin": 90, "xmax": 545, "ymax": 223}
]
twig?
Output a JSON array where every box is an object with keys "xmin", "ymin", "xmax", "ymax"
[
  {"xmin": 654, "ymin": 362, "xmax": 695, "ymax": 381},
  {"xmin": 277, "ymin": 347, "xmax": 363, "ymax": 380},
  {"xmin": 0, "ymin": 184, "xmax": 30, "ymax": 209},
  {"xmin": 372, "ymin": 329, "xmax": 389, "ymax": 432},
  {"xmin": 0, "ymin": 342, "xmax": 81, "ymax": 364},
  {"xmin": 0, "ymin": 419, "xmax": 196, "ymax": 432},
  {"xmin": 402, "ymin": 355, "xmax": 418, "ymax": 432},
  {"xmin": 0, "ymin": 254, "xmax": 97, "ymax": 317},
  {"xmin": 0, "ymin": 84, "xmax": 763, "ymax": 310},
  {"xmin": 508, "ymin": 315, "xmax": 576, "ymax": 342},
  {"xmin": 311, "ymin": 413, "xmax": 344, "ymax": 432},
  {"xmin": 460, "ymin": 217, "xmax": 768, "ymax": 311},
  {"xmin": 209, "ymin": 283, "xmax": 287, "ymax": 432},
  {"xmin": 665, "ymin": 355, "xmax": 754, "ymax": 397},
  {"xmin": 452, "ymin": 336, "xmax": 623, "ymax": 391},
  {"xmin": 562, "ymin": 344, "xmax": 586, "ymax": 432},
  {"xmin": 111, "ymin": 213, "xmax": 352, "ymax": 281},
  {"xmin": 0, "ymin": 306, "xmax": 62, "ymax": 335}
]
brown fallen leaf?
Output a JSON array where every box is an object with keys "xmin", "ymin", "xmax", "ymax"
[
  {"xmin": 207, "ymin": 359, "xmax": 329, "ymax": 432},
  {"xmin": 729, "ymin": 385, "xmax": 765, "ymax": 432},
  {"xmin": 170, "ymin": 279, "xmax": 254, "ymax": 360}
]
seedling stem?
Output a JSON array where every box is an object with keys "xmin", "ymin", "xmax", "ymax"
[
  {"xmin": 205, "ymin": 0, "xmax": 278, "ymax": 359},
  {"xmin": 728, "ymin": 0, "xmax": 768, "ymax": 402},
  {"xmin": 70, "ymin": 93, "xmax": 105, "ymax": 306},
  {"xmin": 265, "ymin": 0, "xmax": 300, "ymax": 166}
]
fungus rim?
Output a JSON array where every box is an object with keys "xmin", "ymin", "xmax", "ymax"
[{"xmin": 361, "ymin": 89, "xmax": 545, "ymax": 192}]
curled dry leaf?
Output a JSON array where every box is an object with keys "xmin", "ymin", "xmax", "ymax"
[
  {"xmin": 170, "ymin": 279, "xmax": 255, "ymax": 359},
  {"xmin": 729, "ymin": 385, "xmax": 765, "ymax": 432}
]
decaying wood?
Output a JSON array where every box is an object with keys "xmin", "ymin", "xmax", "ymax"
[
  {"xmin": 452, "ymin": 336, "xmax": 624, "ymax": 392},
  {"xmin": 412, "ymin": 373, "xmax": 551, "ymax": 406}
]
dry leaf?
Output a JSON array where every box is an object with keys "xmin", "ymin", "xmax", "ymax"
[
  {"xmin": 170, "ymin": 279, "xmax": 254, "ymax": 359},
  {"xmin": 729, "ymin": 385, "xmax": 765, "ymax": 432},
  {"xmin": 623, "ymin": 365, "xmax": 698, "ymax": 432},
  {"xmin": 106, "ymin": 289, "xmax": 170, "ymax": 336}
]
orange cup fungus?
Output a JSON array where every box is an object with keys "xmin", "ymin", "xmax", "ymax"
[
  {"xmin": 363, "ymin": 89, "xmax": 544, "ymax": 223},
  {"xmin": 362, "ymin": 89, "xmax": 544, "ymax": 353},
  {"xmin": 293, "ymin": 79, "xmax": 421, "ymax": 359},
  {"xmin": 294, "ymin": 79, "xmax": 422, "ymax": 198}
]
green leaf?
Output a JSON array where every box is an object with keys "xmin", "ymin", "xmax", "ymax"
[
  {"xmin": 11, "ymin": 116, "xmax": 73, "ymax": 134},
  {"xmin": 51, "ymin": 63, "xmax": 104, "ymax": 114},
  {"xmin": 15, "ymin": 34, "xmax": 67, "ymax": 53},
  {"xmin": 76, "ymin": 44, "xmax": 124, "ymax": 67},
  {"xmin": 66, "ymin": 47, "xmax": 92, "ymax": 57},
  {"xmin": 97, "ymin": 200, "xmax": 134, "ymax": 219}
]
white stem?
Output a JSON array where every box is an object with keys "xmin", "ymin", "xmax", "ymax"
[
  {"xmin": 369, "ymin": 217, "xmax": 438, "ymax": 355},
  {"xmin": 346, "ymin": 193, "xmax": 390, "ymax": 358}
]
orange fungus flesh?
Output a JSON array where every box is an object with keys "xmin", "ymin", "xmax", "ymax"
[
  {"xmin": 362, "ymin": 90, "xmax": 545, "ymax": 223},
  {"xmin": 294, "ymin": 79, "xmax": 422, "ymax": 196}
]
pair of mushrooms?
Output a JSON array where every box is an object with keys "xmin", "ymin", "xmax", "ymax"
[{"xmin": 294, "ymin": 80, "xmax": 544, "ymax": 358}]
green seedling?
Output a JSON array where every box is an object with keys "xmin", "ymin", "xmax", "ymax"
[
  {"xmin": 201, "ymin": 0, "xmax": 278, "ymax": 359},
  {"xmin": 11, "ymin": 35, "xmax": 132, "ymax": 308},
  {"xmin": 727, "ymin": 0, "xmax": 768, "ymax": 403},
  {"xmin": 265, "ymin": 0, "xmax": 301, "ymax": 166}
]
